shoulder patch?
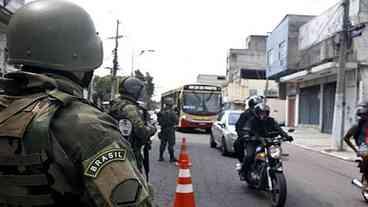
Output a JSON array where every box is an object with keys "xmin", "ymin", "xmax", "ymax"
[
  {"xmin": 119, "ymin": 119, "xmax": 133, "ymax": 136},
  {"xmin": 85, "ymin": 149, "xmax": 127, "ymax": 178}
]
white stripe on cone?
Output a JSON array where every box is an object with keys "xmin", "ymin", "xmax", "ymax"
[
  {"xmin": 176, "ymin": 184, "xmax": 193, "ymax": 193},
  {"xmin": 178, "ymin": 169, "xmax": 191, "ymax": 178}
]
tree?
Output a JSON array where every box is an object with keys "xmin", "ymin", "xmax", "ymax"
[
  {"xmin": 92, "ymin": 75, "xmax": 124, "ymax": 104},
  {"xmin": 134, "ymin": 69, "xmax": 156, "ymax": 110}
]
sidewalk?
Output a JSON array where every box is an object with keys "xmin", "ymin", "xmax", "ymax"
[{"xmin": 287, "ymin": 127, "xmax": 357, "ymax": 162}]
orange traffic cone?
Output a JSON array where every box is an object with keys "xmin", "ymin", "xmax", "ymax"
[
  {"xmin": 173, "ymin": 154, "xmax": 196, "ymax": 207},
  {"xmin": 177, "ymin": 138, "xmax": 192, "ymax": 167}
]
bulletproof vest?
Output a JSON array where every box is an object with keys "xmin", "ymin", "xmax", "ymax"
[
  {"xmin": 110, "ymin": 100, "xmax": 135, "ymax": 143},
  {"xmin": 0, "ymin": 90, "xmax": 82, "ymax": 206}
]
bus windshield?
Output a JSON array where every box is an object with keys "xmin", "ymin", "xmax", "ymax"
[{"xmin": 182, "ymin": 92, "xmax": 222, "ymax": 115}]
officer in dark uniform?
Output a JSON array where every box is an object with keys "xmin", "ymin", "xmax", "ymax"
[
  {"xmin": 109, "ymin": 77, "xmax": 157, "ymax": 172},
  {"xmin": 0, "ymin": 1, "xmax": 153, "ymax": 206},
  {"xmin": 157, "ymin": 97, "xmax": 178, "ymax": 162}
]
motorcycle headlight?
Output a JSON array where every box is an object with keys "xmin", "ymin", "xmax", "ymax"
[{"xmin": 269, "ymin": 145, "xmax": 282, "ymax": 159}]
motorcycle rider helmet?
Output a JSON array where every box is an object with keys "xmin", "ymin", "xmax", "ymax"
[
  {"xmin": 247, "ymin": 95, "xmax": 264, "ymax": 109},
  {"xmin": 119, "ymin": 77, "xmax": 146, "ymax": 102},
  {"xmin": 7, "ymin": 0, "xmax": 103, "ymax": 87},
  {"xmin": 356, "ymin": 101, "xmax": 368, "ymax": 121},
  {"xmin": 254, "ymin": 103, "xmax": 270, "ymax": 120}
]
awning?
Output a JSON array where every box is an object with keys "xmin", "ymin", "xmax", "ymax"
[{"xmin": 280, "ymin": 62, "xmax": 358, "ymax": 83}]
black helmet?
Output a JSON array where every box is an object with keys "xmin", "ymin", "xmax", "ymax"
[
  {"xmin": 247, "ymin": 95, "xmax": 264, "ymax": 109},
  {"xmin": 119, "ymin": 77, "xmax": 146, "ymax": 101},
  {"xmin": 164, "ymin": 97, "xmax": 175, "ymax": 107},
  {"xmin": 254, "ymin": 103, "xmax": 270, "ymax": 120},
  {"xmin": 356, "ymin": 101, "xmax": 368, "ymax": 120}
]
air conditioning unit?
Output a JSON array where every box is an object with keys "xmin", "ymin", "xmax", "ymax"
[{"xmin": 320, "ymin": 39, "xmax": 335, "ymax": 62}]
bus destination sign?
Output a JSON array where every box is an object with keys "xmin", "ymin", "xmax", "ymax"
[{"xmin": 184, "ymin": 85, "xmax": 221, "ymax": 91}]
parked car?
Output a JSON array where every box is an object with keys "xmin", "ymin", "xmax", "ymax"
[{"xmin": 210, "ymin": 110, "xmax": 241, "ymax": 156}]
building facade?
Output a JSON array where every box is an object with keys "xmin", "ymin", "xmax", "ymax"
[
  {"xmin": 225, "ymin": 35, "xmax": 285, "ymax": 123},
  {"xmin": 196, "ymin": 74, "xmax": 227, "ymax": 87},
  {"xmin": 267, "ymin": 1, "xmax": 368, "ymax": 149},
  {"xmin": 225, "ymin": 35, "xmax": 275, "ymax": 101}
]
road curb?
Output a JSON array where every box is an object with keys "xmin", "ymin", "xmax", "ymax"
[{"xmin": 292, "ymin": 143, "xmax": 355, "ymax": 162}]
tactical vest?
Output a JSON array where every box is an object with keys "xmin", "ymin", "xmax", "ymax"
[
  {"xmin": 110, "ymin": 101, "xmax": 138, "ymax": 145},
  {"xmin": 0, "ymin": 90, "xmax": 83, "ymax": 206}
]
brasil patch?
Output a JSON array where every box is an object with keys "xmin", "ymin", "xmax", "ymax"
[{"xmin": 84, "ymin": 149, "xmax": 127, "ymax": 178}]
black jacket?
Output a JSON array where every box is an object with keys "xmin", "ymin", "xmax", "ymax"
[
  {"xmin": 235, "ymin": 109, "xmax": 255, "ymax": 137},
  {"xmin": 247, "ymin": 116, "xmax": 288, "ymax": 138}
]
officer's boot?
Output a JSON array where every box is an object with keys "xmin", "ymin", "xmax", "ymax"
[
  {"xmin": 158, "ymin": 141, "xmax": 166, "ymax": 161},
  {"xmin": 158, "ymin": 151, "xmax": 164, "ymax": 162},
  {"xmin": 169, "ymin": 147, "xmax": 177, "ymax": 162}
]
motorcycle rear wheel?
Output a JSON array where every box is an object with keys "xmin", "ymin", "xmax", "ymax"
[{"xmin": 270, "ymin": 173, "xmax": 287, "ymax": 207}]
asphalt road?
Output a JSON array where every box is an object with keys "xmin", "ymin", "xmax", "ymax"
[{"xmin": 149, "ymin": 131, "xmax": 366, "ymax": 207}]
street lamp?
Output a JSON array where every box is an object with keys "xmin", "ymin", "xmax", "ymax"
[{"xmin": 131, "ymin": 49, "xmax": 156, "ymax": 76}]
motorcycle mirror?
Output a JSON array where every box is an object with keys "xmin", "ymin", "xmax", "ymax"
[{"xmin": 288, "ymin": 129, "xmax": 295, "ymax": 133}]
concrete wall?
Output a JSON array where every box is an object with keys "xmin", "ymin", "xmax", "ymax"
[
  {"xmin": 227, "ymin": 36, "xmax": 267, "ymax": 82},
  {"xmin": 267, "ymin": 98, "xmax": 286, "ymax": 124},
  {"xmin": 287, "ymin": 15, "xmax": 316, "ymax": 69},
  {"xmin": 196, "ymin": 74, "xmax": 227, "ymax": 87},
  {"xmin": 246, "ymin": 35, "xmax": 267, "ymax": 51},
  {"xmin": 224, "ymin": 79, "xmax": 279, "ymax": 102}
]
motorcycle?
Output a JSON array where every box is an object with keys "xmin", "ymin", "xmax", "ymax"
[
  {"xmin": 236, "ymin": 132, "xmax": 292, "ymax": 207},
  {"xmin": 352, "ymin": 157, "xmax": 368, "ymax": 202}
]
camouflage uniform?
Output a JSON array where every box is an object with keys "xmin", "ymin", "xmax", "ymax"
[
  {"xmin": 157, "ymin": 100, "xmax": 178, "ymax": 162},
  {"xmin": 0, "ymin": 71, "xmax": 153, "ymax": 206},
  {"xmin": 0, "ymin": 1, "xmax": 154, "ymax": 206},
  {"xmin": 109, "ymin": 91, "xmax": 156, "ymax": 172}
]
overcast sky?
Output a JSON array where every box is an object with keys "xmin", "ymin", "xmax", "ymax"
[{"xmin": 27, "ymin": 0, "xmax": 339, "ymax": 100}]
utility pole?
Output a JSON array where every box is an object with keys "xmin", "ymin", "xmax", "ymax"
[
  {"xmin": 333, "ymin": 0, "xmax": 350, "ymax": 151},
  {"xmin": 108, "ymin": 20, "xmax": 124, "ymax": 101}
]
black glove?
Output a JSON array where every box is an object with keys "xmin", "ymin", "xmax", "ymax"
[{"xmin": 285, "ymin": 135, "xmax": 294, "ymax": 142}]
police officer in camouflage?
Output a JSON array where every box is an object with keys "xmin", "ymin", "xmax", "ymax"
[
  {"xmin": 157, "ymin": 97, "xmax": 178, "ymax": 162},
  {"xmin": 109, "ymin": 77, "xmax": 157, "ymax": 173},
  {"xmin": 0, "ymin": 1, "xmax": 153, "ymax": 206}
]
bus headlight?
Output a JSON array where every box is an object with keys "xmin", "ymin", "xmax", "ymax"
[{"xmin": 269, "ymin": 146, "xmax": 282, "ymax": 159}]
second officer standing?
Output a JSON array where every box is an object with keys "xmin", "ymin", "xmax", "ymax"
[
  {"xmin": 109, "ymin": 77, "xmax": 157, "ymax": 172},
  {"xmin": 157, "ymin": 97, "xmax": 178, "ymax": 162}
]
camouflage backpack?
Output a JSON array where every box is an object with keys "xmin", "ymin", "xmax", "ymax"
[{"xmin": 0, "ymin": 90, "xmax": 82, "ymax": 206}]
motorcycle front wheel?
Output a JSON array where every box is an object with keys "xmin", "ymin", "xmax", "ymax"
[
  {"xmin": 361, "ymin": 175, "xmax": 368, "ymax": 202},
  {"xmin": 270, "ymin": 172, "xmax": 287, "ymax": 207}
]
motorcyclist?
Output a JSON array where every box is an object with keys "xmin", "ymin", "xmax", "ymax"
[
  {"xmin": 234, "ymin": 96, "xmax": 264, "ymax": 163},
  {"xmin": 240, "ymin": 103, "xmax": 293, "ymax": 180},
  {"xmin": 344, "ymin": 101, "xmax": 368, "ymax": 158}
]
